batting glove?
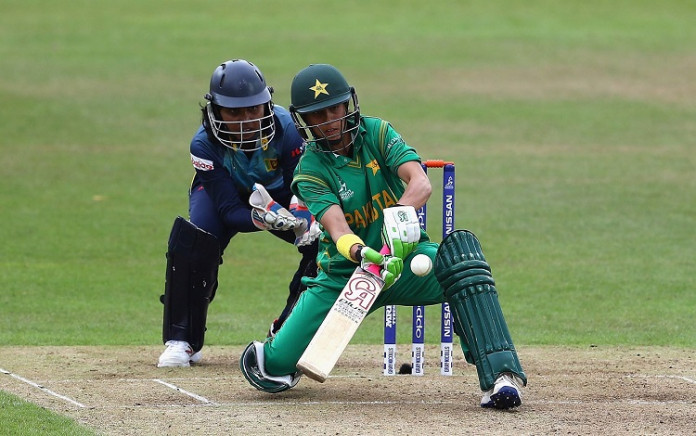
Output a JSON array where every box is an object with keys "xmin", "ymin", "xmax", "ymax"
[
  {"xmin": 382, "ymin": 205, "xmax": 420, "ymax": 260},
  {"xmin": 358, "ymin": 246, "xmax": 403, "ymax": 288}
]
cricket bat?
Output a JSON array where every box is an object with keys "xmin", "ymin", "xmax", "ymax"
[{"xmin": 297, "ymin": 246, "xmax": 389, "ymax": 382}]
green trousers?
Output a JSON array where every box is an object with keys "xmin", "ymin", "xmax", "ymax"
[{"xmin": 264, "ymin": 241, "xmax": 445, "ymax": 375}]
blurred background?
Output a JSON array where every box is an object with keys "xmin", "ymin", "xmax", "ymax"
[{"xmin": 1, "ymin": 0, "xmax": 694, "ymax": 347}]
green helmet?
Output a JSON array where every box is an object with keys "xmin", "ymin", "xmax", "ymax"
[
  {"xmin": 290, "ymin": 64, "xmax": 353, "ymax": 113},
  {"xmin": 289, "ymin": 64, "xmax": 360, "ymax": 150}
]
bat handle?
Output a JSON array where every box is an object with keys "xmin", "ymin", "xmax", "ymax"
[{"xmin": 365, "ymin": 244, "xmax": 391, "ymax": 275}]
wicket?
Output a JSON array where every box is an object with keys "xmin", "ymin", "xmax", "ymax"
[{"xmin": 383, "ymin": 160, "xmax": 456, "ymax": 376}]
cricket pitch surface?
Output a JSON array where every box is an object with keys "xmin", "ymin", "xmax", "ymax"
[{"xmin": 1, "ymin": 345, "xmax": 694, "ymax": 435}]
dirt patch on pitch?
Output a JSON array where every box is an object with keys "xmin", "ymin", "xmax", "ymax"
[{"xmin": 1, "ymin": 345, "xmax": 695, "ymax": 435}]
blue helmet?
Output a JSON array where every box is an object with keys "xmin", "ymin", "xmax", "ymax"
[{"xmin": 204, "ymin": 59, "xmax": 275, "ymax": 151}]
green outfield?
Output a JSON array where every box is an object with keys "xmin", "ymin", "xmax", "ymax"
[{"xmin": 1, "ymin": 0, "xmax": 695, "ymax": 433}]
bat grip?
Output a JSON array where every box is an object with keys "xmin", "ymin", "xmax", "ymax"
[{"xmin": 365, "ymin": 244, "xmax": 390, "ymax": 275}]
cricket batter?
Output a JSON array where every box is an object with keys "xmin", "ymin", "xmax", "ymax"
[
  {"xmin": 240, "ymin": 64, "xmax": 527, "ymax": 409},
  {"xmin": 158, "ymin": 59, "xmax": 320, "ymax": 367}
]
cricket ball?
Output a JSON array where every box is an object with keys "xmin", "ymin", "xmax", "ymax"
[{"xmin": 410, "ymin": 254, "xmax": 433, "ymax": 276}]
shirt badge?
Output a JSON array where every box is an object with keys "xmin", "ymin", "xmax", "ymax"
[{"xmin": 366, "ymin": 159, "xmax": 380, "ymax": 176}]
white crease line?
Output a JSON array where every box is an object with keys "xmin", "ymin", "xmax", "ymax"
[
  {"xmin": 0, "ymin": 368, "xmax": 87, "ymax": 408},
  {"xmin": 330, "ymin": 374, "xmax": 470, "ymax": 378},
  {"xmin": 533, "ymin": 399, "xmax": 693, "ymax": 406},
  {"xmin": 626, "ymin": 374, "xmax": 696, "ymax": 385},
  {"xmin": 655, "ymin": 375, "xmax": 696, "ymax": 385},
  {"xmin": 145, "ymin": 398, "xmax": 696, "ymax": 407},
  {"xmin": 68, "ymin": 397, "xmax": 696, "ymax": 411},
  {"xmin": 153, "ymin": 378, "xmax": 216, "ymax": 404}
]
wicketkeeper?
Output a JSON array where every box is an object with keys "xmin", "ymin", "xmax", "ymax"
[
  {"xmin": 240, "ymin": 64, "xmax": 527, "ymax": 409},
  {"xmin": 158, "ymin": 59, "xmax": 321, "ymax": 367}
]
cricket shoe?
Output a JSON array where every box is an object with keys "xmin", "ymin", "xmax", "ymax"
[
  {"xmin": 480, "ymin": 372, "xmax": 523, "ymax": 409},
  {"xmin": 157, "ymin": 340, "xmax": 203, "ymax": 367},
  {"xmin": 239, "ymin": 341, "xmax": 302, "ymax": 393}
]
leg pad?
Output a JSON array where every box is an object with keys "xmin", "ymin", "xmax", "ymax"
[
  {"xmin": 435, "ymin": 230, "xmax": 526, "ymax": 391},
  {"xmin": 161, "ymin": 217, "xmax": 220, "ymax": 352}
]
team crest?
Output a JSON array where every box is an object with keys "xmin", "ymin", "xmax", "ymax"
[
  {"xmin": 264, "ymin": 158, "xmax": 279, "ymax": 171},
  {"xmin": 366, "ymin": 159, "xmax": 380, "ymax": 176},
  {"xmin": 310, "ymin": 79, "xmax": 329, "ymax": 98}
]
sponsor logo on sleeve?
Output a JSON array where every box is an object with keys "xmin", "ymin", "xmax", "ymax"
[{"xmin": 191, "ymin": 154, "xmax": 214, "ymax": 171}]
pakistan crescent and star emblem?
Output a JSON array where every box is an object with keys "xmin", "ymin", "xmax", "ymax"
[
  {"xmin": 366, "ymin": 159, "xmax": 380, "ymax": 175},
  {"xmin": 309, "ymin": 79, "xmax": 329, "ymax": 98}
]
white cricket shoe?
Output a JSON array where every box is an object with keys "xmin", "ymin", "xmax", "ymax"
[
  {"xmin": 480, "ymin": 372, "xmax": 523, "ymax": 409},
  {"xmin": 157, "ymin": 340, "xmax": 203, "ymax": 367}
]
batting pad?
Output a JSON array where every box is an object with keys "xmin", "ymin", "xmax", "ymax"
[
  {"xmin": 435, "ymin": 230, "xmax": 526, "ymax": 391},
  {"xmin": 161, "ymin": 216, "xmax": 220, "ymax": 352}
]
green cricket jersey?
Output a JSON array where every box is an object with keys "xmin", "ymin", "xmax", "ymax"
[
  {"xmin": 266, "ymin": 115, "xmax": 446, "ymax": 376},
  {"xmin": 291, "ymin": 116, "xmax": 429, "ymax": 279}
]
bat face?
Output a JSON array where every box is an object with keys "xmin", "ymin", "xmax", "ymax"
[
  {"xmin": 332, "ymin": 269, "xmax": 383, "ymax": 322},
  {"xmin": 297, "ymin": 267, "xmax": 385, "ymax": 382}
]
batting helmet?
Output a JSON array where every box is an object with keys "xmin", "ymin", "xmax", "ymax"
[
  {"xmin": 203, "ymin": 59, "xmax": 275, "ymax": 151},
  {"xmin": 289, "ymin": 64, "xmax": 360, "ymax": 151}
]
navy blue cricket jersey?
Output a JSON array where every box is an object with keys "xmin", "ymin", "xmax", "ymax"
[{"xmin": 189, "ymin": 106, "xmax": 304, "ymax": 234}]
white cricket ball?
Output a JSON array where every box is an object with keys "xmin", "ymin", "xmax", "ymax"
[{"xmin": 410, "ymin": 254, "xmax": 433, "ymax": 276}]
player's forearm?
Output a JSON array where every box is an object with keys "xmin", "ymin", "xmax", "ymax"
[
  {"xmin": 321, "ymin": 205, "xmax": 352, "ymax": 243},
  {"xmin": 203, "ymin": 182, "xmax": 260, "ymax": 232},
  {"xmin": 222, "ymin": 206, "xmax": 262, "ymax": 233},
  {"xmin": 396, "ymin": 161, "xmax": 432, "ymax": 209},
  {"xmin": 320, "ymin": 205, "xmax": 362, "ymax": 261},
  {"xmin": 397, "ymin": 178, "xmax": 431, "ymax": 209}
]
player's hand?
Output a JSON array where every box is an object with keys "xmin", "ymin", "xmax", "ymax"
[
  {"xmin": 380, "ymin": 254, "xmax": 403, "ymax": 287},
  {"xmin": 249, "ymin": 184, "xmax": 300, "ymax": 231},
  {"xmin": 289, "ymin": 196, "xmax": 322, "ymax": 246},
  {"xmin": 294, "ymin": 220, "xmax": 322, "ymax": 246},
  {"xmin": 382, "ymin": 205, "xmax": 420, "ymax": 260},
  {"xmin": 359, "ymin": 246, "xmax": 403, "ymax": 288}
]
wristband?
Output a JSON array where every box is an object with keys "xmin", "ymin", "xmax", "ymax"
[
  {"xmin": 336, "ymin": 234, "xmax": 364, "ymax": 263},
  {"xmin": 354, "ymin": 245, "xmax": 365, "ymax": 262}
]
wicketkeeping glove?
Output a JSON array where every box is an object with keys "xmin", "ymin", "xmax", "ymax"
[
  {"xmin": 358, "ymin": 246, "xmax": 403, "ymax": 288},
  {"xmin": 381, "ymin": 205, "xmax": 420, "ymax": 260},
  {"xmin": 289, "ymin": 195, "xmax": 323, "ymax": 247},
  {"xmin": 249, "ymin": 183, "xmax": 301, "ymax": 231}
]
